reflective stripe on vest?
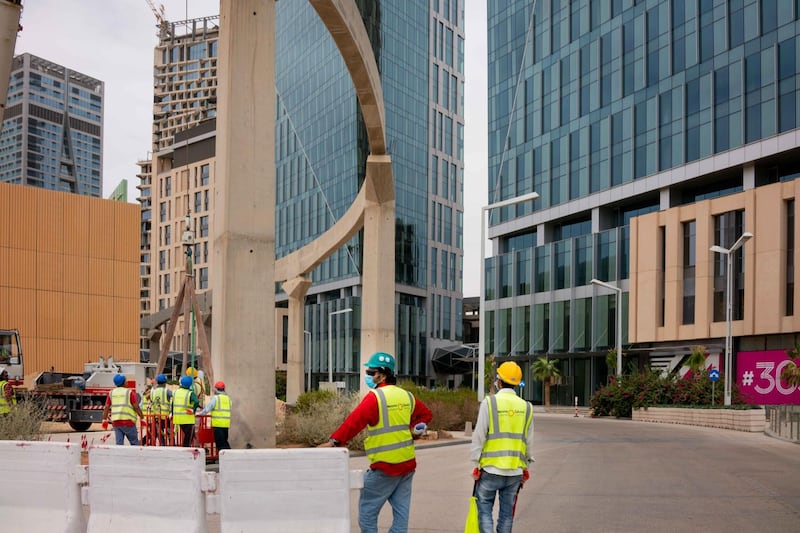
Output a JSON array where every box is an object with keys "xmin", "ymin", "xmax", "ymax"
[
  {"xmin": 479, "ymin": 393, "xmax": 532, "ymax": 470},
  {"xmin": 211, "ymin": 393, "xmax": 231, "ymax": 428},
  {"xmin": 172, "ymin": 388, "xmax": 195, "ymax": 425},
  {"xmin": 364, "ymin": 385, "xmax": 415, "ymax": 464},
  {"xmin": 110, "ymin": 387, "xmax": 137, "ymax": 423},
  {"xmin": 150, "ymin": 387, "xmax": 169, "ymax": 416},
  {"xmin": 0, "ymin": 380, "xmax": 15, "ymax": 414}
]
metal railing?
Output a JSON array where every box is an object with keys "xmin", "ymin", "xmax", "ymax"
[{"xmin": 765, "ymin": 405, "xmax": 800, "ymax": 443}]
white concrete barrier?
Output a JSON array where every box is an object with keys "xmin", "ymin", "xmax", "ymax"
[
  {"xmin": 87, "ymin": 445, "xmax": 207, "ymax": 533},
  {"xmin": 219, "ymin": 448, "xmax": 352, "ymax": 532},
  {"xmin": 0, "ymin": 440, "xmax": 86, "ymax": 533}
]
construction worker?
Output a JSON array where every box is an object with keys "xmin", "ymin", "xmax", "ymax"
[
  {"xmin": 149, "ymin": 374, "xmax": 172, "ymax": 445},
  {"xmin": 470, "ymin": 361, "xmax": 534, "ymax": 533},
  {"xmin": 197, "ymin": 380, "xmax": 231, "ymax": 451},
  {"xmin": 0, "ymin": 369, "xmax": 15, "ymax": 416},
  {"xmin": 318, "ymin": 351, "xmax": 432, "ymax": 533},
  {"xmin": 102, "ymin": 374, "xmax": 144, "ymax": 446},
  {"xmin": 186, "ymin": 367, "xmax": 205, "ymax": 405},
  {"xmin": 172, "ymin": 375, "xmax": 200, "ymax": 447}
]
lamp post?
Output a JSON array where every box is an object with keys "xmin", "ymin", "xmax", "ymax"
[
  {"xmin": 591, "ymin": 278, "xmax": 622, "ymax": 377},
  {"xmin": 303, "ymin": 329, "xmax": 312, "ymax": 391},
  {"xmin": 710, "ymin": 231, "xmax": 753, "ymax": 406},
  {"xmin": 479, "ymin": 191, "xmax": 539, "ymax": 401},
  {"xmin": 327, "ymin": 308, "xmax": 353, "ymax": 384}
]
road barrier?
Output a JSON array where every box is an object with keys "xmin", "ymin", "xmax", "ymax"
[
  {"xmin": 2, "ymin": 442, "xmax": 362, "ymax": 531},
  {"xmin": 0, "ymin": 440, "xmax": 86, "ymax": 533}
]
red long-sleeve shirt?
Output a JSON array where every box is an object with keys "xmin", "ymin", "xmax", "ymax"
[{"xmin": 330, "ymin": 383, "xmax": 433, "ymax": 476}]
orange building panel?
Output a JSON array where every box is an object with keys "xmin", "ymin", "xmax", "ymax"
[
  {"xmin": 63, "ymin": 292, "xmax": 89, "ymax": 341},
  {"xmin": 113, "ymin": 296, "xmax": 139, "ymax": 343},
  {"xmin": 9, "ymin": 287, "xmax": 36, "ymax": 337},
  {"xmin": 112, "ymin": 342, "xmax": 138, "ymax": 363},
  {"xmin": 33, "ymin": 337, "xmax": 63, "ymax": 374},
  {"xmin": 63, "ymin": 255, "xmax": 89, "ymax": 295},
  {"xmin": 0, "ymin": 246, "xmax": 8, "ymax": 286},
  {"xmin": 114, "ymin": 206, "xmax": 140, "ymax": 263},
  {"xmin": 36, "ymin": 290, "xmax": 64, "ymax": 339},
  {"xmin": 36, "ymin": 251, "xmax": 64, "ymax": 292},
  {"xmin": 114, "ymin": 261, "xmax": 139, "ymax": 298},
  {"xmin": 88, "ymin": 341, "xmax": 116, "ymax": 363},
  {"xmin": 88, "ymin": 295, "xmax": 115, "ymax": 342},
  {"xmin": 36, "ymin": 191, "xmax": 64, "ymax": 254},
  {"xmin": 7, "ymin": 185, "xmax": 37, "ymax": 250},
  {"xmin": 88, "ymin": 258, "xmax": 115, "ymax": 296},
  {"xmin": 63, "ymin": 195, "xmax": 90, "ymax": 257},
  {"xmin": 63, "ymin": 339, "xmax": 90, "ymax": 372},
  {"xmin": 89, "ymin": 200, "xmax": 115, "ymax": 259},
  {"xmin": 9, "ymin": 248, "xmax": 35, "ymax": 289},
  {"xmin": 0, "ymin": 186, "xmax": 8, "ymax": 247}
]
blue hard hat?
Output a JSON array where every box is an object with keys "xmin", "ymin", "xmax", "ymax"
[
  {"xmin": 113, "ymin": 374, "xmax": 126, "ymax": 386},
  {"xmin": 156, "ymin": 374, "xmax": 167, "ymax": 384},
  {"xmin": 180, "ymin": 375, "xmax": 193, "ymax": 389}
]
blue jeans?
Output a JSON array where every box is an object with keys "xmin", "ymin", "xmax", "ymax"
[
  {"xmin": 475, "ymin": 471, "xmax": 522, "ymax": 533},
  {"xmin": 358, "ymin": 468, "xmax": 414, "ymax": 533},
  {"xmin": 114, "ymin": 424, "xmax": 139, "ymax": 446}
]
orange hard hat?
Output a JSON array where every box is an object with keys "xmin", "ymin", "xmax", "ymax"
[{"xmin": 214, "ymin": 381, "xmax": 225, "ymax": 390}]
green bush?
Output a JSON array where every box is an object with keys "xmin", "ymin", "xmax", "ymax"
[
  {"xmin": 590, "ymin": 368, "xmax": 746, "ymax": 418},
  {"xmin": 275, "ymin": 370, "xmax": 287, "ymax": 402},
  {"xmin": 278, "ymin": 390, "xmax": 365, "ymax": 450},
  {"xmin": 0, "ymin": 400, "xmax": 47, "ymax": 441},
  {"xmin": 398, "ymin": 381, "xmax": 480, "ymax": 431}
]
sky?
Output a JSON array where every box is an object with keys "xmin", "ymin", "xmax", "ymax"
[{"xmin": 18, "ymin": 0, "xmax": 488, "ymax": 297}]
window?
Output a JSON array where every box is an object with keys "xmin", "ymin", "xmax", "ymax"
[
  {"xmin": 712, "ymin": 210, "xmax": 746, "ymax": 321},
  {"xmin": 787, "ymin": 200, "xmax": 795, "ymax": 316},
  {"xmin": 682, "ymin": 221, "xmax": 696, "ymax": 325},
  {"xmin": 200, "ymin": 164, "xmax": 210, "ymax": 186},
  {"xmin": 200, "ymin": 216, "xmax": 209, "ymax": 238},
  {"xmin": 200, "ymin": 267, "xmax": 208, "ymax": 289}
]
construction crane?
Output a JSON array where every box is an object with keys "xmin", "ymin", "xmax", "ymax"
[{"xmin": 145, "ymin": 0, "xmax": 171, "ymax": 40}]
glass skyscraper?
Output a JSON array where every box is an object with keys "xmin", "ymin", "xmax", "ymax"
[
  {"xmin": 0, "ymin": 53, "xmax": 103, "ymax": 197},
  {"xmin": 276, "ymin": 1, "xmax": 464, "ymax": 388},
  {"xmin": 487, "ymin": 0, "xmax": 800, "ymax": 405}
]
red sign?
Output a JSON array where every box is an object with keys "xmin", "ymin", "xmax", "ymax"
[{"xmin": 737, "ymin": 350, "xmax": 800, "ymax": 405}]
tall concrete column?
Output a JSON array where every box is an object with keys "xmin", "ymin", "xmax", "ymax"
[
  {"xmin": 360, "ymin": 155, "xmax": 395, "ymax": 394},
  {"xmin": 212, "ymin": 0, "xmax": 276, "ymax": 448},
  {"xmin": 283, "ymin": 276, "xmax": 312, "ymax": 405}
]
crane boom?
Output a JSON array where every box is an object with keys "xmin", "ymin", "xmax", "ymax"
[
  {"xmin": 144, "ymin": 0, "xmax": 170, "ymax": 39},
  {"xmin": 0, "ymin": 0, "xmax": 22, "ymax": 126}
]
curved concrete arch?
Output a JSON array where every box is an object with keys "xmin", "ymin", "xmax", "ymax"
[{"xmin": 279, "ymin": 1, "xmax": 395, "ymax": 403}]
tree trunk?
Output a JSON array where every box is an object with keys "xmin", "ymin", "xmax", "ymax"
[{"xmin": 544, "ymin": 378, "xmax": 551, "ymax": 409}]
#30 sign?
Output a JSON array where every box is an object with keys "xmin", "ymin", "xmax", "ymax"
[{"xmin": 737, "ymin": 350, "xmax": 800, "ymax": 405}]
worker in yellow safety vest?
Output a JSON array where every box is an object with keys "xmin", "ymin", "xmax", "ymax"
[
  {"xmin": 470, "ymin": 361, "xmax": 534, "ymax": 533},
  {"xmin": 102, "ymin": 374, "xmax": 145, "ymax": 446},
  {"xmin": 148, "ymin": 374, "xmax": 173, "ymax": 445},
  {"xmin": 172, "ymin": 375, "xmax": 200, "ymax": 447},
  {"xmin": 198, "ymin": 380, "xmax": 231, "ymax": 451},
  {"xmin": 318, "ymin": 351, "xmax": 433, "ymax": 532},
  {"xmin": 0, "ymin": 369, "xmax": 16, "ymax": 416}
]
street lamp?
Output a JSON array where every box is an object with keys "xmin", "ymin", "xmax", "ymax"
[
  {"xmin": 327, "ymin": 308, "xmax": 353, "ymax": 384},
  {"xmin": 303, "ymin": 330, "xmax": 312, "ymax": 391},
  {"xmin": 591, "ymin": 278, "xmax": 623, "ymax": 377},
  {"xmin": 710, "ymin": 231, "xmax": 753, "ymax": 406},
  {"xmin": 479, "ymin": 191, "xmax": 539, "ymax": 401}
]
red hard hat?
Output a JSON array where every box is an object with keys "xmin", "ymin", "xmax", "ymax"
[{"xmin": 214, "ymin": 381, "xmax": 225, "ymax": 390}]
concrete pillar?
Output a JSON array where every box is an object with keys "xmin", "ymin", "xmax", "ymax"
[
  {"xmin": 743, "ymin": 164, "xmax": 756, "ymax": 190},
  {"xmin": 283, "ymin": 276, "xmax": 312, "ymax": 405},
  {"xmin": 360, "ymin": 155, "xmax": 395, "ymax": 395},
  {"xmin": 212, "ymin": 0, "xmax": 276, "ymax": 449}
]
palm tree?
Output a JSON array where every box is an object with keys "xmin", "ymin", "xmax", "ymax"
[
  {"xmin": 684, "ymin": 345, "xmax": 708, "ymax": 379},
  {"xmin": 532, "ymin": 357, "xmax": 561, "ymax": 409},
  {"xmin": 781, "ymin": 342, "xmax": 800, "ymax": 386},
  {"xmin": 606, "ymin": 348, "xmax": 618, "ymax": 377}
]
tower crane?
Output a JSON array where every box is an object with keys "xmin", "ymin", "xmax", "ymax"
[{"xmin": 145, "ymin": 0, "xmax": 171, "ymax": 40}]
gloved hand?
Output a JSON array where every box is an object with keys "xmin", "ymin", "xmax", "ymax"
[
  {"xmin": 412, "ymin": 423, "xmax": 427, "ymax": 436},
  {"xmin": 472, "ymin": 467, "xmax": 481, "ymax": 480},
  {"xmin": 101, "ymin": 420, "xmax": 109, "ymax": 430},
  {"xmin": 522, "ymin": 469, "xmax": 530, "ymax": 482}
]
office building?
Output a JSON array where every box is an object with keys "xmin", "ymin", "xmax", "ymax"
[
  {"xmin": 486, "ymin": 0, "xmax": 800, "ymax": 405},
  {"xmin": 275, "ymin": 1, "xmax": 464, "ymax": 388},
  {"xmin": 0, "ymin": 53, "xmax": 103, "ymax": 197}
]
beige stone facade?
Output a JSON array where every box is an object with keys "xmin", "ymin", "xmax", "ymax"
[{"xmin": 630, "ymin": 180, "xmax": 800, "ymax": 344}]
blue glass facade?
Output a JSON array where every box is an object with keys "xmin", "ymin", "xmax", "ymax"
[
  {"xmin": 276, "ymin": 1, "xmax": 464, "ymax": 388},
  {"xmin": 487, "ymin": 0, "xmax": 800, "ymax": 405},
  {"xmin": 0, "ymin": 54, "xmax": 103, "ymax": 197}
]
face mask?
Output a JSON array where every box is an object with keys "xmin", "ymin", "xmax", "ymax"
[{"xmin": 364, "ymin": 375, "xmax": 377, "ymax": 389}]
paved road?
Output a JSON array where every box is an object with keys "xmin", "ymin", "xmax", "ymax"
[
  {"xmin": 350, "ymin": 414, "xmax": 799, "ymax": 532},
  {"xmin": 58, "ymin": 415, "xmax": 800, "ymax": 532}
]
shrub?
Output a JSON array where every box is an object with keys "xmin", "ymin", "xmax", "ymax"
[
  {"xmin": 398, "ymin": 381, "xmax": 480, "ymax": 431},
  {"xmin": 278, "ymin": 390, "xmax": 365, "ymax": 450},
  {"xmin": 0, "ymin": 400, "xmax": 47, "ymax": 441}
]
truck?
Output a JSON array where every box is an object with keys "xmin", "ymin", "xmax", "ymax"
[{"xmin": 1, "ymin": 328, "xmax": 157, "ymax": 432}]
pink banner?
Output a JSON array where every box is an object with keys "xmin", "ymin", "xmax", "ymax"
[{"xmin": 737, "ymin": 350, "xmax": 800, "ymax": 405}]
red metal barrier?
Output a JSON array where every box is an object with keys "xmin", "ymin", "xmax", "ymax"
[{"xmin": 139, "ymin": 414, "xmax": 218, "ymax": 461}]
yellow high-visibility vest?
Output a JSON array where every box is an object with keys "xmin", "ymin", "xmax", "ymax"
[
  {"xmin": 172, "ymin": 388, "xmax": 195, "ymax": 425},
  {"xmin": 110, "ymin": 387, "xmax": 137, "ymax": 423},
  {"xmin": 0, "ymin": 380, "xmax": 15, "ymax": 414},
  {"xmin": 150, "ymin": 387, "xmax": 170, "ymax": 416},
  {"xmin": 364, "ymin": 385, "xmax": 415, "ymax": 465},
  {"xmin": 479, "ymin": 393, "xmax": 532, "ymax": 471},
  {"xmin": 211, "ymin": 393, "xmax": 231, "ymax": 428}
]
